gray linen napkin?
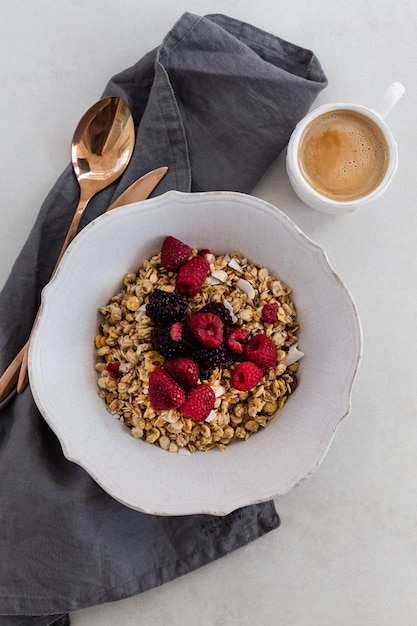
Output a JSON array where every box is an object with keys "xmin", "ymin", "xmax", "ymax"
[{"xmin": 0, "ymin": 13, "xmax": 327, "ymax": 625}]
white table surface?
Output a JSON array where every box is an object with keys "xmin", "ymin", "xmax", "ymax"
[{"xmin": 1, "ymin": 2, "xmax": 415, "ymax": 624}]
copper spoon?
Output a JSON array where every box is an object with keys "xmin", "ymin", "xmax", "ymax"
[{"xmin": 0, "ymin": 96, "xmax": 135, "ymax": 399}]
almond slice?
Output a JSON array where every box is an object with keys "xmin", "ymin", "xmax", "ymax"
[{"xmin": 237, "ymin": 278, "xmax": 255, "ymax": 299}]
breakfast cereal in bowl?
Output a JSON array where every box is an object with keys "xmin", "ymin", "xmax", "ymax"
[
  {"xmin": 95, "ymin": 236, "xmax": 303, "ymax": 453},
  {"xmin": 29, "ymin": 191, "xmax": 361, "ymax": 515}
]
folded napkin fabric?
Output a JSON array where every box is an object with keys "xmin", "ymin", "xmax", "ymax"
[{"xmin": 0, "ymin": 13, "xmax": 327, "ymax": 625}]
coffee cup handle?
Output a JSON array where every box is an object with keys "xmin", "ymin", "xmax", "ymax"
[{"xmin": 372, "ymin": 82, "xmax": 405, "ymax": 119}]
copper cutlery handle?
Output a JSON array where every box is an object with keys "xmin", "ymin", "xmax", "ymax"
[{"xmin": 0, "ymin": 166, "xmax": 168, "ymax": 401}]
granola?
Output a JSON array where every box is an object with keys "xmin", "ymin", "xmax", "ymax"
[{"xmin": 94, "ymin": 247, "xmax": 301, "ymax": 452}]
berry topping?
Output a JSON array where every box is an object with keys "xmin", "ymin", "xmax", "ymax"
[
  {"xmin": 160, "ymin": 236, "xmax": 192, "ymax": 270},
  {"xmin": 180, "ymin": 384, "xmax": 216, "ymax": 421},
  {"xmin": 169, "ymin": 321, "xmax": 184, "ymax": 342},
  {"xmin": 188, "ymin": 311, "xmax": 224, "ymax": 348},
  {"xmin": 244, "ymin": 334, "xmax": 277, "ymax": 368},
  {"xmin": 262, "ymin": 302, "xmax": 279, "ymax": 324},
  {"xmin": 199, "ymin": 302, "xmax": 234, "ymax": 329},
  {"xmin": 106, "ymin": 361, "xmax": 120, "ymax": 378},
  {"xmin": 151, "ymin": 326, "xmax": 185, "ymax": 358},
  {"xmin": 190, "ymin": 343, "xmax": 232, "ymax": 378},
  {"xmin": 164, "ymin": 356, "xmax": 200, "ymax": 389},
  {"xmin": 148, "ymin": 368, "xmax": 186, "ymax": 411},
  {"xmin": 146, "ymin": 289, "xmax": 187, "ymax": 326},
  {"xmin": 232, "ymin": 361, "xmax": 264, "ymax": 391},
  {"xmin": 226, "ymin": 327, "xmax": 249, "ymax": 355},
  {"xmin": 176, "ymin": 255, "xmax": 209, "ymax": 296}
]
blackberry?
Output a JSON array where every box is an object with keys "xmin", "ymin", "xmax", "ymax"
[
  {"xmin": 146, "ymin": 289, "xmax": 187, "ymax": 325},
  {"xmin": 199, "ymin": 302, "xmax": 233, "ymax": 329},
  {"xmin": 190, "ymin": 341, "xmax": 233, "ymax": 373},
  {"xmin": 151, "ymin": 326, "xmax": 185, "ymax": 359}
]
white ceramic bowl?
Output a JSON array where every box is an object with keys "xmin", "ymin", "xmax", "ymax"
[{"xmin": 29, "ymin": 191, "xmax": 362, "ymax": 516}]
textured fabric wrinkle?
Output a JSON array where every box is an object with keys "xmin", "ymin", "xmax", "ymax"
[
  {"xmin": 157, "ymin": 14, "xmax": 205, "ymax": 63},
  {"xmin": 153, "ymin": 60, "xmax": 191, "ymax": 191}
]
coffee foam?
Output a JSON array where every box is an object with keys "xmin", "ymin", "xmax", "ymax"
[{"xmin": 299, "ymin": 110, "xmax": 389, "ymax": 201}]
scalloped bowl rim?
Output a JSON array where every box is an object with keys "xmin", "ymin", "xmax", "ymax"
[{"xmin": 28, "ymin": 190, "xmax": 362, "ymax": 516}]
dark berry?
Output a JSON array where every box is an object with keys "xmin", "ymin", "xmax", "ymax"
[
  {"xmin": 151, "ymin": 326, "xmax": 185, "ymax": 358},
  {"xmin": 146, "ymin": 289, "xmax": 187, "ymax": 325},
  {"xmin": 190, "ymin": 341, "xmax": 233, "ymax": 372}
]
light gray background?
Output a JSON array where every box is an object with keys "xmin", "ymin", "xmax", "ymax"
[{"xmin": 0, "ymin": 1, "xmax": 415, "ymax": 624}]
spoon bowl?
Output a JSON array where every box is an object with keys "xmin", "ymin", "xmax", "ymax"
[
  {"xmin": 71, "ymin": 97, "xmax": 135, "ymax": 198},
  {"xmin": 0, "ymin": 96, "xmax": 135, "ymax": 397}
]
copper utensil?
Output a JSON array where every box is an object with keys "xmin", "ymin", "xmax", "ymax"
[
  {"xmin": 106, "ymin": 166, "xmax": 168, "ymax": 211},
  {"xmin": 0, "ymin": 165, "xmax": 168, "ymax": 402},
  {"xmin": 0, "ymin": 96, "xmax": 135, "ymax": 399}
]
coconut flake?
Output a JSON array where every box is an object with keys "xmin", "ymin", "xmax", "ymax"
[
  {"xmin": 205, "ymin": 410, "xmax": 217, "ymax": 423},
  {"xmin": 285, "ymin": 344, "xmax": 305, "ymax": 366},
  {"xmin": 228, "ymin": 258, "xmax": 242, "ymax": 271},
  {"xmin": 134, "ymin": 304, "xmax": 147, "ymax": 321},
  {"xmin": 178, "ymin": 447, "xmax": 191, "ymax": 456},
  {"xmin": 223, "ymin": 299, "xmax": 237, "ymax": 323},
  {"xmin": 214, "ymin": 385, "xmax": 226, "ymax": 397},
  {"xmin": 209, "ymin": 276, "xmax": 221, "ymax": 285},
  {"xmin": 211, "ymin": 269, "xmax": 228, "ymax": 283},
  {"xmin": 237, "ymin": 278, "xmax": 255, "ymax": 299}
]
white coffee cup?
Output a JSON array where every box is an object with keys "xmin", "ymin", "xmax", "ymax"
[{"xmin": 286, "ymin": 82, "xmax": 405, "ymax": 214}]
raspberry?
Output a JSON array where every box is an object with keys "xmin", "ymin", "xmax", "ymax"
[
  {"xmin": 146, "ymin": 289, "xmax": 187, "ymax": 325},
  {"xmin": 106, "ymin": 361, "xmax": 120, "ymax": 378},
  {"xmin": 199, "ymin": 302, "xmax": 233, "ymax": 329},
  {"xmin": 148, "ymin": 368, "xmax": 186, "ymax": 411},
  {"xmin": 151, "ymin": 326, "xmax": 185, "ymax": 358},
  {"xmin": 244, "ymin": 334, "xmax": 277, "ymax": 368},
  {"xmin": 164, "ymin": 357, "xmax": 200, "ymax": 389},
  {"xmin": 226, "ymin": 328, "xmax": 248, "ymax": 355},
  {"xmin": 176, "ymin": 256, "xmax": 209, "ymax": 296},
  {"xmin": 169, "ymin": 322, "xmax": 184, "ymax": 342},
  {"xmin": 160, "ymin": 236, "xmax": 192, "ymax": 270},
  {"xmin": 188, "ymin": 312, "xmax": 224, "ymax": 348},
  {"xmin": 262, "ymin": 302, "xmax": 279, "ymax": 324},
  {"xmin": 180, "ymin": 384, "xmax": 216, "ymax": 421},
  {"xmin": 231, "ymin": 361, "xmax": 264, "ymax": 391}
]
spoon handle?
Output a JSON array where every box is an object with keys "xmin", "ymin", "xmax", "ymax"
[
  {"xmin": 14, "ymin": 194, "xmax": 92, "ymax": 394},
  {"xmin": 0, "ymin": 346, "xmax": 26, "ymax": 402}
]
